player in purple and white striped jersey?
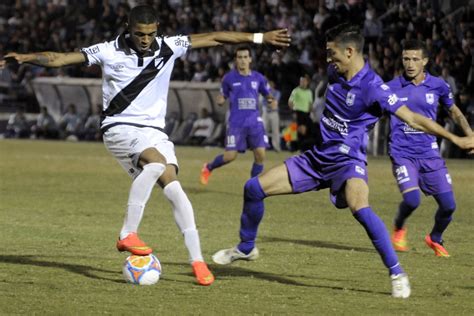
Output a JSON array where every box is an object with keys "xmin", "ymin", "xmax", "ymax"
[
  {"xmin": 387, "ymin": 40, "xmax": 473, "ymax": 257},
  {"xmin": 212, "ymin": 23, "xmax": 474, "ymax": 298},
  {"xmin": 200, "ymin": 46, "xmax": 276, "ymax": 185}
]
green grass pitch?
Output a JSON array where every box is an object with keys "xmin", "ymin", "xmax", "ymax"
[{"xmin": 1, "ymin": 139, "xmax": 473, "ymax": 314}]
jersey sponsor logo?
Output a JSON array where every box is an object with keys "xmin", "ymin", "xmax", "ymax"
[
  {"xmin": 380, "ymin": 84, "xmax": 389, "ymax": 90},
  {"xmin": 402, "ymin": 122, "xmax": 423, "ymax": 134},
  {"xmin": 322, "ymin": 112, "xmax": 349, "ymax": 136},
  {"xmin": 339, "ymin": 144, "xmax": 350, "ymax": 154},
  {"xmin": 355, "ymin": 165, "xmax": 365, "ymax": 175},
  {"xmin": 346, "ymin": 92, "xmax": 356, "ymax": 106},
  {"xmin": 388, "ymin": 94, "xmax": 398, "ymax": 106},
  {"xmin": 395, "ymin": 165, "xmax": 410, "ymax": 184},
  {"xmin": 232, "ymin": 82, "xmax": 242, "ymax": 86},
  {"xmin": 425, "ymin": 93, "xmax": 435, "ymax": 104},
  {"xmin": 251, "ymin": 81, "xmax": 258, "ymax": 90},
  {"xmin": 110, "ymin": 64, "xmax": 125, "ymax": 71},
  {"xmin": 399, "ymin": 97, "xmax": 408, "ymax": 102},
  {"xmin": 174, "ymin": 38, "xmax": 189, "ymax": 48},
  {"xmin": 238, "ymin": 98, "xmax": 257, "ymax": 110},
  {"xmin": 84, "ymin": 46, "xmax": 100, "ymax": 55}
]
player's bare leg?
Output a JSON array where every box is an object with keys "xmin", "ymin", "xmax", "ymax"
[
  {"xmin": 251, "ymin": 147, "xmax": 266, "ymax": 177},
  {"xmin": 160, "ymin": 165, "xmax": 214, "ymax": 285},
  {"xmin": 346, "ymin": 178, "xmax": 410, "ymax": 298}
]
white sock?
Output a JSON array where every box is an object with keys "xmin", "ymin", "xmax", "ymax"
[
  {"xmin": 163, "ymin": 181, "xmax": 203, "ymax": 262},
  {"xmin": 120, "ymin": 163, "xmax": 166, "ymax": 240}
]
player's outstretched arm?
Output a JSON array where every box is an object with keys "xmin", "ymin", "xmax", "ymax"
[
  {"xmin": 1, "ymin": 51, "xmax": 85, "ymax": 68},
  {"xmin": 189, "ymin": 29, "xmax": 291, "ymax": 49},
  {"xmin": 448, "ymin": 104, "xmax": 474, "ymax": 136},
  {"xmin": 395, "ymin": 105, "xmax": 474, "ymax": 151}
]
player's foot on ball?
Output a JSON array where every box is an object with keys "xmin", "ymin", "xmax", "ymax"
[
  {"xmin": 212, "ymin": 247, "xmax": 259, "ymax": 265},
  {"xmin": 192, "ymin": 261, "xmax": 215, "ymax": 286},
  {"xmin": 116, "ymin": 233, "xmax": 152, "ymax": 256},
  {"xmin": 392, "ymin": 227, "xmax": 408, "ymax": 252},
  {"xmin": 425, "ymin": 235, "xmax": 450, "ymax": 257},
  {"xmin": 391, "ymin": 273, "xmax": 411, "ymax": 298},
  {"xmin": 200, "ymin": 163, "xmax": 211, "ymax": 185}
]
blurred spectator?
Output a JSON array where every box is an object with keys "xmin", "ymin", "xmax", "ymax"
[
  {"xmin": 288, "ymin": 74, "xmax": 313, "ymax": 151},
  {"xmin": 60, "ymin": 103, "xmax": 82, "ymax": 141},
  {"xmin": 441, "ymin": 66, "xmax": 458, "ymax": 96},
  {"xmin": 83, "ymin": 104, "xmax": 101, "ymax": 141},
  {"xmin": 261, "ymin": 80, "xmax": 281, "ymax": 152},
  {"xmin": 188, "ymin": 108, "xmax": 215, "ymax": 146},
  {"xmin": 31, "ymin": 106, "xmax": 59, "ymax": 139},
  {"xmin": 5, "ymin": 106, "xmax": 30, "ymax": 138}
]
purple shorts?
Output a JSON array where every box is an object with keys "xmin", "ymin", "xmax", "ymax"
[
  {"xmin": 225, "ymin": 122, "xmax": 268, "ymax": 152},
  {"xmin": 390, "ymin": 156, "xmax": 452, "ymax": 196},
  {"xmin": 285, "ymin": 150, "xmax": 368, "ymax": 208}
]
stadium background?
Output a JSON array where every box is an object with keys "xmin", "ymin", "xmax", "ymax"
[{"xmin": 0, "ymin": 0, "xmax": 473, "ymax": 157}]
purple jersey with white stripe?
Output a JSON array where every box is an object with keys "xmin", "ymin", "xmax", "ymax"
[
  {"xmin": 314, "ymin": 63, "xmax": 402, "ymax": 164},
  {"xmin": 221, "ymin": 70, "xmax": 270, "ymax": 126},
  {"xmin": 387, "ymin": 73, "xmax": 454, "ymax": 158}
]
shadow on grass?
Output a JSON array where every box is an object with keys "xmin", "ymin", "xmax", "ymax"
[
  {"xmin": 0, "ymin": 254, "xmax": 123, "ymax": 283},
  {"xmin": 260, "ymin": 236, "xmax": 375, "ymax": 253},
  {"xmin": 184, "ymin": 186, "xmax": 241, "ymax": 197},
  {"xmin": 163, "ymin": 262, "xmax": 387, "ymax": 295}
]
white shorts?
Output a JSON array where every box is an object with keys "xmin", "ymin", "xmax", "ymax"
[{"xmin": 103, "ymin": 125, "xmax": 178, "ymax": 179}]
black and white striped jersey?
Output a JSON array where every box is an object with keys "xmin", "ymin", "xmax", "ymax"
[{"xmin": 81, "ymin": 32, "xmax": 190, "ymax": 131}]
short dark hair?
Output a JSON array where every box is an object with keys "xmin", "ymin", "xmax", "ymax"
[
  {"xmin": 402, "ymin": 40, "xmax": 428, "ymax": 58},
  {"xmin": 325, "ymin": 23, "xmax": 364, "ymax": 52},
  {"xmin": 128, "ymin": 5, "xmax": 158, "ymax": 26},
  {"xmin": 234, "ymin": 45, "xmax": 252, "ymax": 57}
]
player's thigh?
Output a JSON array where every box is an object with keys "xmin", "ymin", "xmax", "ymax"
[
  {"xmin": 345, "ymin": 178, "xmax": 369, "ymax": 212},
  {"xmin": 419, "ymin": 158, "xmax": 453, "ymax": 195},
  {"xmin": 258, "ymin": 163, "xmax": 293, "ymax": 195},
  {"xmin": 391, "ymin": 156, "xmax": 420, "ymax": 193}
]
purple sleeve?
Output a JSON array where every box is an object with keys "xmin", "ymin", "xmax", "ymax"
[
  {"xmin": 369, "ymin": 82, "xmax": 403, "ymax": 114},
  {"xmin": 439, "ymin": 80, "xmax": 454, "ymax": 110},
  {"xmin": 258, "ymin": 74, "xmax": 270, "ymax": 97},
  {"xmin": 220, "ymin": 76, "xmax": 230, "ymax": 98}
]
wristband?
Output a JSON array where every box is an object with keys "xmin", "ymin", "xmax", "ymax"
[{"xmin": 253, "ymin": 33, "xmax": 264, "ymax": 44}]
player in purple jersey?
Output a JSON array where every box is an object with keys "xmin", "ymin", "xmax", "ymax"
[
  {"xmin": 200, "ymin": 46, "xmax": 276, "ymax": 185},
  {"xmin": 387, "ymin": 40, "xmax": 473, "ymax": 257},
  {"xmin": 212, "ymin": 23, "xmax": 474, "ymax": 298}
]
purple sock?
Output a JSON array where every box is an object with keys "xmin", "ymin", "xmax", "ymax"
[
  {"xmin": 394, "ymin": 190, "xmax": 421, "ymax": 229},
  {"xmin": 250, "ymin": 163, "xmax": 264, "ymax": 178},
  {"xmin": 430, "ymin": 191, "xmax": 456, "ymax": 243},
  {"xmin": 207, "ymin": 154, "xmax": 226, "ymax": 171},
  {"xmin": 238, "ymin": 177, "xmax": 266, "ymax": 254},
  {"xmin": 354, "ymin": 207, "xmax": 404, "ymax": 276}
]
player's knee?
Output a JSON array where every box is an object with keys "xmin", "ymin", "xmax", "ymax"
[
  {"xmin": 143, "ymin": 162, "xmax": 166, "ymax": 178},
  {"xmin": 244, "ymin": 177, "xmax": 266, "ymax": 202},
  {"xmin": 402, "ymin": 190, "xmax": 421, "ymax": 209},
  {"xmin": 436, "ymin": 191, "xmax": 456, "ymax": 216}
]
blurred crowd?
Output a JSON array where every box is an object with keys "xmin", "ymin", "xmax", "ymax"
[{"xmin": 1, "ymin": 0, "xmax": 473, "ymax": 149}]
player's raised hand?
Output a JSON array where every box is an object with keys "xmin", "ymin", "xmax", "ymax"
[
  {"xmin": 3, "ymin": 52, "xmax": 35, "ymax": 65},
  {"xmin": 263, "ymin": 29, "xmax": 291, "ymax": 47}
]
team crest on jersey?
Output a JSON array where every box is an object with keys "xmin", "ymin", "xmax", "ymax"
[
  {"xmin": 425, "ymin": 93, "xmax": 435, "ymax": 104},
  {"xmin": 251, "ymin": 81, "xmax": 258, "ymax": 90},
  {"xmin": 346, "ymin": 92, "xmax": 356, "ymax": 106}
]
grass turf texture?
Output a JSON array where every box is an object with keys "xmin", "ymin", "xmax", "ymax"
[{"xmin": 1, "ymin": 139, "xmax": 473, "ymax": 315}]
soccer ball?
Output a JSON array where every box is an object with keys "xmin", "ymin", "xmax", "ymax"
[{"xmin": 122, "ymin": 254, "xmax": 162, "ymax": 285}]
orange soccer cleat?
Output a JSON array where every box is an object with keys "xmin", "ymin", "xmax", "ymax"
[
  {"xmin": 392, "ymin": 227, "xmax": 408, "ymax": 252},
  {"xmin": 200, "ymin": 163, "xmax": 211, "ymax": 185},
  {"xmin": 116, "ymin": 233, "xmax": 153, "ymax": 256},
  {"xmin": 425, "ymin": 235, "xmax": 450, "ymax": 257},
  {"xmin": 192, "ymin": 261, "xmax": 215, "ymax": 286}
]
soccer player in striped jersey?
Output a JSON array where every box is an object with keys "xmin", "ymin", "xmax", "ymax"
[
  {"xmin": 200, "ymin": 45, "xmax": 276, "ymax": 185},
  {"xmin": 387, "ymin": 40, "xmax": 473, "ymax": 257},
  {"xmin": 212, "ymin": 23, "xmax": 474, "ymax": 298},
  {"xmin": 1, "ymin": 5, "xmax": 290, "ymax": 286}
]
